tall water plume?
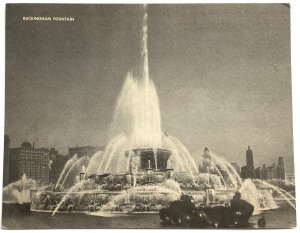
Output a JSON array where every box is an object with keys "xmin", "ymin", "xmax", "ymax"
[{"xmin": 112, "ymin": 4, "xmax": 162, "ymax": 149}]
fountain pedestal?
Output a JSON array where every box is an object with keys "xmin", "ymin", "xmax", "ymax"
[{"xmin": 125, "ymin": 148, "xmax": 171, "ymax": 173}]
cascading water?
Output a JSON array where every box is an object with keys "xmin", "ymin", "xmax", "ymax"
[
  {"xmin": 89, "ymin": 4, "xmax": 199, "ymax": 175},
  {"xmin": 239, "ymin": 179, "xmax": 278, "ymax": 215},
  {"xmin": 52, "ymin": 179, "xmax": 88, "ymax": 216},
  {"xmin": 24, "ymin": 5, "xmax": 293, "ymax": 218},
  {"xmin": 61, "ymin": 156, "xmax": 90, "ymax": 188},
  {"xmin": 252, "ymin": 179, "xmax": 296, "ymax": 210},
  {"xmin": 111, "ymin": 4, "xmax": 162, "ymax": 150},
  {"xmin": 3, "ymin": 174, "xmax": 36, "ymax": 204},
  {"xmin": 55, "ymin": 154, "xmax": 78, "ymax": 189}
]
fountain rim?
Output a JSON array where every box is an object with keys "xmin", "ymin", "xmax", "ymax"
[{"xmin": 124, "ymin": 147, "xmax": 172, "ymax": 154}]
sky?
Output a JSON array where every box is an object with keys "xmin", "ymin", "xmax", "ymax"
[{"xmin": 5, "ymin": 4, "xmax": 294, "ymax": 171}]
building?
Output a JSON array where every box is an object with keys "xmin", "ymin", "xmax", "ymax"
[
  {"xmin": 254, "ymin": 157, "xmax": 286, "ymax": 180},
  {"xmin": 285, "ymin": 173, "xmax": 295, "ymax": 183},
  {"xmin": 277, "ymin": 156, "xmax": 285, "ymax": 180},
  {"xmin": 68, "ymin": 145, "xmax": 104, "ymax": 158},
  {"xmin": 246, "ymin": 146, "xmax": 254, "ymax": 168},
  {"xmin": 3, "ymin": 135, "xmax": 10, "ymax": 186},
  {"xmin": 267, "ymin": 163, "xmax": 278, "ymax": 179},
  {"xmin": 241, "ymin": 146, "xmax": 255, "ymax": 179},
  {"xmin": 255, "ymin": 167, "xmax": 261, "ymax": 179},
  {"xmin": 9, "ymin": 142, "xmax": 50, "ymax": 185},
  {"xmin": 241, "ymin": 165, "xmax": 255, "ymax": 179},
  {"xmin": 231, "ymin": 162, "xmax": 241, "ymax": 176},
  {"xmin": 261, "ymin": 164, "xmax": 268, "ymax": 179}
]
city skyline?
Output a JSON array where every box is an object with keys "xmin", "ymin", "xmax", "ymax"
[
  {"xmin": 4, "ymin": 137, "xmax": 294, "ymax": 173},
  {"xmin": 4, "ymin": 134, "xmax": 292, "ymax": 187},
  {"xmin": 5, "ymin": 4, "xmax": 294, "ymax": 171}
]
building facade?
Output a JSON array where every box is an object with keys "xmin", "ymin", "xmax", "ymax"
[
  {"xmin": 277, "ymin": 156, "xmax": 285, "ymax": 180},
  {"xmin": 261, "ymin": 164, "xmax": 268, "ymax": 179},
  {"xmin": 285, "ymin": 173, "xmax": 295, "ymax": 183},
  {"xmin": 241, "ymin": 146, "xmax": 255, "ymax": 179},
  {"xmin": 9, "ymin": 142, "xmax": 50, "ymax": 185},
  {"xmin": 255, "ymin": 157, "xmax": 286, "ymax": 180},
  {"xmin": 255, "ymin": 167, "xmax": 261, "ymax": 179},
  {"xmin": 3, "ymin": 135, "xmax": 10, "ymax": 186}
]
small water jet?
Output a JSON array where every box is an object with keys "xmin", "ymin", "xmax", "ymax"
[
  {"xmin": 55, "ymin": 154, "xmax": 78, "ymax": 190},
  {"xmin": 61, "ymin": 156, "xmax": 89, "ymax": 188}
]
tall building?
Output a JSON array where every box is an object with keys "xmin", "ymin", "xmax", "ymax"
[
  {"xmin": 9, "ymin": 142, "xmax": 50, "ymax": 185},
  {"xmin": 277, "ymin": 156, "xmax": 285, "ymax": 180},
  {"xmin": 3, "ymin": 135, "xmax": 10, "ymax": 186},
  {"xmin": 246, "ymin": 146, "xmax": 254, "ymax": 167},
  {"xmin": 241, "ymin": 146, "xmax": 255, "ymax": 179}
]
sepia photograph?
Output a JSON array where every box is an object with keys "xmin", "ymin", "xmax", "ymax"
[{"xmin": 1, "ymin": 3, "xmax": 296, "ymax": 229}]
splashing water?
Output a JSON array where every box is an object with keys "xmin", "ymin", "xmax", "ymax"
[
  {"xmin": 85, "ymin": 151, "xmax": 103, "ymax": 174},
  {"xmin": 3, "ymin": 174, "xmax": 36, "ymax": 204},
  {"xmin": 111, "ymin": 5, "xmax": 161, "ymax": 150},
  {"xmin": 239, "ymin": 179, "xmax": 278, "ymax": 215},
  {"xmin": 81, "ymin": 165, "xmax": 86, "ymax": 173},
  {"xmin": 55, "ymin": 154, "xmax": 78, "ymax": 189},
  {"xmin": 52, "ymin": 179, "xmax": 87, "ymax": 216},
  {"xmin": 213, "ymin": 156, "xmax": 237, "ymax": 187},
  {"xmin": 30, "ymin": 5, "xmax": 289, "ymax": 217},
  {"xmin": 61, "ymin": 156, "xmax": 90, "ymax": 188},
  {"xmin": 253, "ymin": 179, "xmax": 296, "ymax": 210},
  {"xmin": 88, "ymin": 5, "xmax": 199, "ymax": 176},
  {"xmin": 100, "ymin": 179, "xmax": 181, "ymax": 212}
]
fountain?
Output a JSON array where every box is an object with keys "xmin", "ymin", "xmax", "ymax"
[
  {"xmin": 2, "ymin": 174, "xmax": 35, "ymax": 215},
  {"xmin": 124, "ymin": 148, "xmax": 171, "ymax": 172},
  {"xmin": 24, "ymin": 5, "xmax": 295, "ymax": 218}
]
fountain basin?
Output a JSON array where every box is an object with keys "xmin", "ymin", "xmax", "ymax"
[{"xmin": 2, "ymin": 201, "xmax": 31, "ymax": 216}]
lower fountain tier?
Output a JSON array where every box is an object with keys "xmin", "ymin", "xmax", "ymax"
[{"xmin": 124, "ymin": 148, "xmax": 172, "ymax": 172}]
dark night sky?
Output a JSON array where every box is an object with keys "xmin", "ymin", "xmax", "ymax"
[{"xmin": 5, "ymin": 4, "xmax": 294, "ymax": 171}]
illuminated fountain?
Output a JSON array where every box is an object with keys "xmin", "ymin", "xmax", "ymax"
[{"xmin": 27, "ymin": 5, "xmax": 295, "ymax": 216}]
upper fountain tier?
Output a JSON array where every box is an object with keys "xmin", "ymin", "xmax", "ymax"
[{"xmin": 124, "ymin": 148, "xmax": 172, "ymax": 173}]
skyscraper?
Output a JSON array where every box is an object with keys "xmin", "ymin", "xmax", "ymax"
[
  {"xmin": 241, "ymin": 146, "xmax": 255, "ymax": 179},
  {"xmin": 246, "ymin": 146, "xmax": 254, "ymax": 167},
  {"xmin": 277, "ymin": 156, "xmax": 285, "ymax": 180}
]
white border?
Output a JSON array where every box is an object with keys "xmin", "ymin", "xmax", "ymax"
[{"xmin": 0, "ymin": 1, "xmax": 299, "ymax": 233}]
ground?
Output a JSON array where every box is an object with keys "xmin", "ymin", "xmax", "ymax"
[{"xmin": 1, "ymin": 201, "xmax": 296, "ymax": 229}]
